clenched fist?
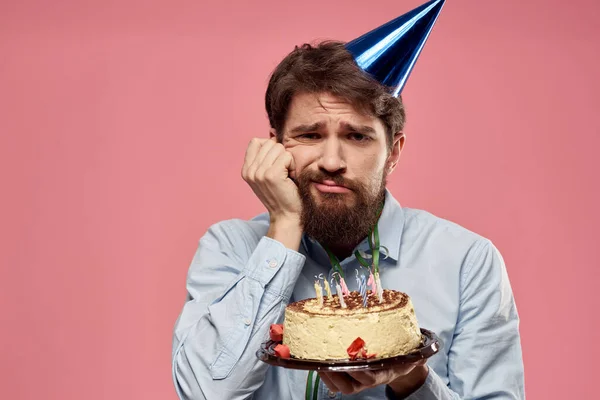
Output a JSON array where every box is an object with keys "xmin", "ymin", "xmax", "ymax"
[{"xmin": 241, "ymin": 137, "xmax": 302, "ymax": 231}]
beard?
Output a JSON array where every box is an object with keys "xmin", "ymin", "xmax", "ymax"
[{"xmin": 296, "ymin": 169, "xmax": 387, "ymax": 250}]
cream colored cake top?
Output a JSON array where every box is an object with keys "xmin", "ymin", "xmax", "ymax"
[{"xmin": 287, "ymin": 289, "xmax": 409, "ymax": 315}]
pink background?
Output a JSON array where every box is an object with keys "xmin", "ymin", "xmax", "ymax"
[{"xmin": 1, "ymin": 0, "xmax": 598, "ymax": 398}]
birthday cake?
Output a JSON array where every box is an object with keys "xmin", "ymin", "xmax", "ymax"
[{"xmin": 280, "ymin": 289, "xmax": 422, "ymax": 360}]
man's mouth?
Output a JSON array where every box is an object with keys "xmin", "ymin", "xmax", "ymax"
[{"xmin": 312, "ymin": 180, "xmax": 352, "ymax": 194}]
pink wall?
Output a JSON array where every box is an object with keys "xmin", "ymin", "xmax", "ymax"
[{"xmin": 1, "ymin": 0, "xmax": 598, "ymax": 398}]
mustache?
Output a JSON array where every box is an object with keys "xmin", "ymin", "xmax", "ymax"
[{"xmin": 297, "ymin": 170, "xmax": 358, "ymax": 190}]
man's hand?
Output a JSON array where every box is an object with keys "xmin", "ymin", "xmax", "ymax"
[
  {"xmin": 318, "ymin": 361, "xmax": 428, "ymax": 397},
  {"xmin": 242, "ymin": 137, "xmax": 303, "ymax": 249}
]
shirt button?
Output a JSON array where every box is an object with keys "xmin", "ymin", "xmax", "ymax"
[
  {"xmin": 328, "ymin": 390, "xmax": 337, "ymax": 398},
  {"xmin": 268, "ymin": 259, "xmax": 278, "ymax": 268},
  {"xmin": 244, "ymin": 318, "xmax": 251, "ymax": 326}
]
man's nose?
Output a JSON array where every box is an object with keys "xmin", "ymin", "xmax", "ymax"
[{"xmin": 317, "ymin": 137, "xmax": 346, "ymax": 173}]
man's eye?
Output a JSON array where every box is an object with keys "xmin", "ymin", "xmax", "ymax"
[
  {"xmin": 299, "ymin": 133, "xmax": 320, "ymax": 140},
  {"xmin": 349, "ymin": 133, "xmax": 370, "ymax": 141}
]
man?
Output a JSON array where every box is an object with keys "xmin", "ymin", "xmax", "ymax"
[{"xmin": 172, "ymin": 2, "xmax": 525, "ymax": 399}]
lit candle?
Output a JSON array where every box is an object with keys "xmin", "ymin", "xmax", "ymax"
[
  {"xmin": 367, "ymin": 272, "xmax": 377, "ymax": 297},
  {"xmin": 340, "ymin": 277, "xmax": 350, "ymax": 296},
  {"xmin": 314, "ymin": 280, "xmax": 323, "ymax": 307},
  {"xmin": 355, "ymin": 269, "xmax": 362, "ymax": 290},
  {"xmin": 335, "ymin": 283, "xmax": 347, "ymax": 308},
  {"xmin": 359, "ymin": 274, "xmax": 368, "ymax": 307},
  {"xmin": 324, "ymin": 279, "xmax": 333, "ymax": 301},
  {"xmin": 375, "ymin": 272, "xmax": 384, "ymax": 303}
]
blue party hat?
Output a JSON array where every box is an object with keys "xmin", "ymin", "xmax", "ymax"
[{"xmin": 345, "ymin": 0, "xmax": 445, "ymax": 97}]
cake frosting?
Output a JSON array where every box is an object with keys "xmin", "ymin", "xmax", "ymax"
[{"xmin": 282, "ymin": 289, "xmax": 422, "ymax": 360}]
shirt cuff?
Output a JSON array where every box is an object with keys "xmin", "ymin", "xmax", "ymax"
[{"xmin": 243, "ymin": 236, "xmax": 306, "ymax": 298}]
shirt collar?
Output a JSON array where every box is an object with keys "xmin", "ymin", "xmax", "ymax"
[{"xmin": 376, "ymin": 189, "xmax": 404, "ymax": 261}]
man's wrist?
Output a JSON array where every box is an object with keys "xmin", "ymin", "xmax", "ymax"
[
  {"xmin": 267, "ymin": 215, "xmax": 303, "ymax": 251},
  {"xmin": 387, "ymin": 365, "xmax": 429, "ymax": 398}
]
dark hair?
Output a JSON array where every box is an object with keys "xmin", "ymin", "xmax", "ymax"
[{"xmin": 265, "ymin": 41, "xmax": 406, "ymax": 148}]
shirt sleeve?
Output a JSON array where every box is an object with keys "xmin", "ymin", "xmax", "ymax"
[
  {"xmin": 171, "ymin": 220, "xmax": 306, "ymax": 400},
  {"xmin": 389, "ymin": 240, "xmax": 525, "ymax": 400}
]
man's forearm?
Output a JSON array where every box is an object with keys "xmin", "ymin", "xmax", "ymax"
[
  {"xmin": 172, "ymin": 231, "xmax": 306, "ymax": 400},
  {"xmin": 388, "ymin": 365, "xmax": 430, "ymax": 398},
  {"xmin": 386, "ymin": 368, "xmax": 462, "ymax": 400}
]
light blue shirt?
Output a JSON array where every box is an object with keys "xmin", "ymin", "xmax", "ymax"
[{"xmin": 172, "ymin": 190, "xmax": 525, "ymax": 399}]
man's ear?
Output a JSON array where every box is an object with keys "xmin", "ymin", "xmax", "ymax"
[{"xmin": 387, "ymin": 132, "xmax": 406, "ymax": 175}]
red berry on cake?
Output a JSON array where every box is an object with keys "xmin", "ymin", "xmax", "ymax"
[
  {"xmin": 269, "ymin": 324, "xmax": 284, "ymax": 342},
  {"xmin": 274, "ymin": 344, "xmax": 291, "ymax": 359}
]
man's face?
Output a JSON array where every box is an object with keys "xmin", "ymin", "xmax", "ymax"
[{"xmin": 274, "ymin": 92, "xmax": 404, "ymax": 247}]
